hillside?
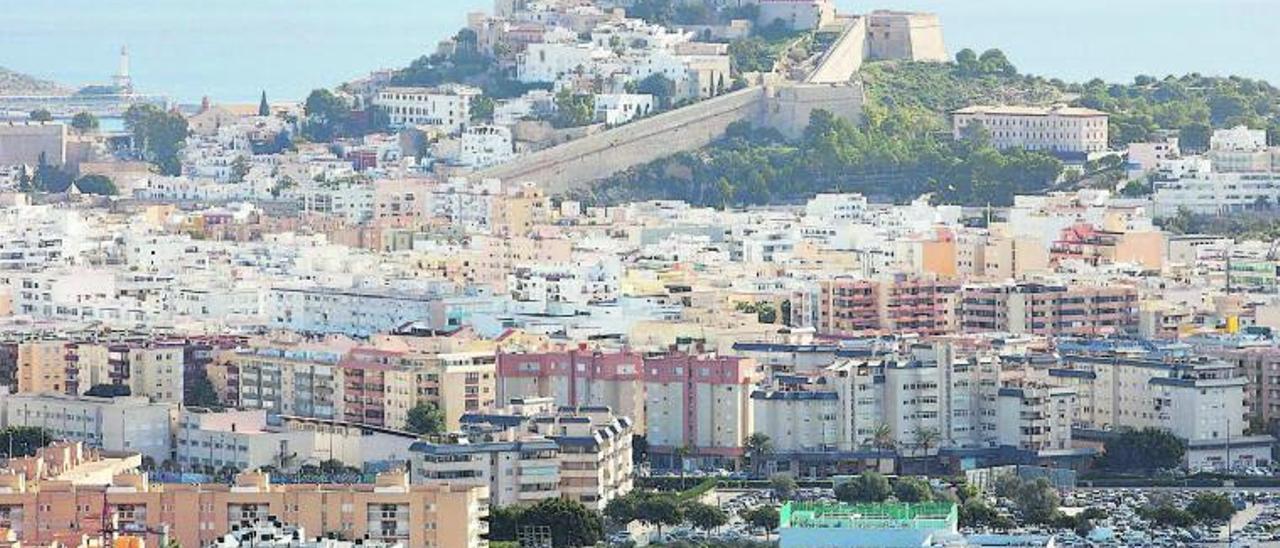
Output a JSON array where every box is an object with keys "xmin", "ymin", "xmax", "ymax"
[
  {"xmin": 582, "ymin": 49, "xmax": 1280, "ymax": 208},
  {"xmin": 0, "ymin": 66, "xmax": 69, "ymax": 96}
]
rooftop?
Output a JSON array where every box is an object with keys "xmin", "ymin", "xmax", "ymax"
[{"xmin": 780, "ymin": 501, "xmax": 957, "ymax": 530}]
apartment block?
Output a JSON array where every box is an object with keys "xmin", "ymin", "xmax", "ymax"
[
  {"xmin": 818, "ymin": 276, "xmax": 959, "ymax": 337},
  {"xmin": 959, "ymin": 282, "xmax": 1138, "ymax": 338},
  {"xmin": 643, "ymin": 354, "xmax": 759, "ymax": 465},
  {"xmin": 411, "ymin": 398, "xmax": 633, "ymax": 510},
  {"xmin": 1048, "ymin": 353, "xmax": 1268, "ymax": 470},
  {"xmin": 495, "ymin": 348, "xmax": 645, "ymax": 432},
  {"xmin": 0, "ymin": 389, "xmax": 175, "ymax": 462},
  {"xmin": 0, "ymin": 471, "xmax": 486, "ymax": 548}
]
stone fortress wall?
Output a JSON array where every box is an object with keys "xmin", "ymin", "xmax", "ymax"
[{"xmin": 476, "ymin": 8, "xmax": 944, "ymax": 193}]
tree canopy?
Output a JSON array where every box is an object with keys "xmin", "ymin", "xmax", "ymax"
[
  {"xmin": 835, "ymin": 472, "xmax": 892, "ymax": 504},
  {"xmin": 74, "ymin": 174, "xmax": 118, "ymax": 196},
  {"xmin": 406, "ymin": 401, "xmax": 445, "ymax": 435},
  {"xmin": 124, "ymin": 103, "xmax": 188, "ymax": 176},
  {"xmin": 584, "ymin": 105, "xmax": 1063, "ymax": 208},
  {"xmin": 70, "ymin": 112, "xmax": 99, "ymax": 133},
  {"xmin": 1100, "ymin": 427, "xmax": 1186, "ymax": 472},
  {"xmin": 517, "ymin": 498, "xmax": 604, "ymax": 548}
]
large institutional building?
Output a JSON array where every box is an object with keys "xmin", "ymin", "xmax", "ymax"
[{"xmin": 951, "ymin": 105, "xmax": 1110, "ymax": 154}]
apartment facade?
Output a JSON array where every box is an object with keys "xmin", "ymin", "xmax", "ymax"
[
  {"xmin": 0, "ymin": 390, "xmax": 175, "ymax": 461},
  {"xmin": 959, "ymin": 282, "xmax": 1138, "ymax": 337},
  {"xmin": 373, "ymin": 84, "xmax": 481, "ymax": 133},
  {"xmin": 495, "ymin": 349, "xmax": 645, "ymax": 432},
  {"xmin": 643, "ymin": 354, "xmax": 759, "ymax": 465},
  {"xmin": 0, "ymin": 471, "xmax": 486, "ymax": 548},
  {"xmin": 818, "ymin": 276, "xmax": 959, "ymax": 337},
  {"xmin": 411, "ymin": 400, "xmax": 634, "ymax": 510}
]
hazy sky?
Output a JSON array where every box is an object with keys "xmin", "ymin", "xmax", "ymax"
[{"xmin": 2, "ymin": 0, "xmax": 1277, "ymax": 102}]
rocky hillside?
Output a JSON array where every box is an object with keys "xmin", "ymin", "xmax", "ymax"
[{"xmin": 0, "ymin": 67, "xmax": 69, "ymax": 96}]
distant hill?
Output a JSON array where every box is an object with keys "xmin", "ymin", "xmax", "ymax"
[{"xmin": 0, "ymin": 66, "xmax": 70, "ymax": 96}]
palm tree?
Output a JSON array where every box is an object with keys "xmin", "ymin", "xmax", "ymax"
[
  {"xmin": 871, "ymin": 423, "xmax": 896, "ymax": 471},
  {"xmin": 745, "ymin": 433, "xmax": 774, "ymax": 478},
  {"xmin": 911, "ymin": 426, "xmax": 942, "ymax": 458},
  {"xmin": 674, "ymin": 445, "xmax": 692, "ymax": 488}
]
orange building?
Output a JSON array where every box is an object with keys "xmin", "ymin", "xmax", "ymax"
[{"xmin": 0, "ymin": 471, "xmax": 486, "ymax": 548}]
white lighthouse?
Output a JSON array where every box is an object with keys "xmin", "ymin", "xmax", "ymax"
[{"xmin": 112, "ymin": 45, "xmax": 133, "ymax": 93}]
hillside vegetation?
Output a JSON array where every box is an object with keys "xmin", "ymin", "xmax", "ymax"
[{"xmin": 583, "ymin": 48, "xmax": 1280, "ymax": 208}]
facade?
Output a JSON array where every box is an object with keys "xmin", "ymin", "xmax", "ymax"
[
  {"xmin": 959, "ymin": 282, "xmax": 1139, "ymax": 338},
  {"xmin": 496, "ymin": 349, "xmax": 645, "ymax": 432},
  {"xmin": 373, "ymin": 85, "xmax": 481, "ymax": 133},
  {"xmin": 176, "ymin": 409, "xmax": 418, "ymax": 473},
  {"xmin": 757, "ymin": 0, "xmax": 836, "ymax": 31},
  {"xmin": 0, "ymin": 390, "xmax": 175, "ymax": 461},
  {"xmin": 459, "ymin": 125, "xmax": 515, "ymax": 168},
  {"xmin": 952, "ymin": 105, "xmax": 1109, "ymax": 154},
  {"xmin": 817, "ymin": 276, "xmax": 959, "ymax": 337},
  {"xmin": 865, "ymin": 11, "xmax": 949, "ymax": 63},
  {"xmin": 594, "ymin": 93, "xmax": 654, "ymax": 125},
  {"xmin": 1049, "ymin": 354, "xmax": 1269, "ymax": 470},
  {"xmin": 0, "ymin": 122, "xmax": 67, "ymax": 166},
  {"xmin": 996, "ymin": 384, "xmax": 1075, "ymax": 452},
  {"xmin": 750, "ymin": 385, "xmax": 840, "ymax": 453},
  {"xmin": 410, "ymin": 399, "xmax": 633, "ymax": 510},
  {"xmin": 0, "ymin": 471, "xmax": 486, "ymax": 548},
  {"xmin": 643, "ymin": 354, "xmax": 759, "ymax": 464}
]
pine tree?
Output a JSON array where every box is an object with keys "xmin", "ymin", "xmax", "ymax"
[{"xmin": 258, "ymin": 91, "xmax": 270, "ymax": 117}]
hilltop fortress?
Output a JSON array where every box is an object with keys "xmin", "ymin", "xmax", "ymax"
[{"xmin": 478, "ymin": 4, "xmax": 947, "ymax": 194}]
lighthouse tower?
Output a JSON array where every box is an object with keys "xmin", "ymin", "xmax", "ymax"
[{"xmin": 112, "ymin": 46, "xmax": 133, "ymax": 93}]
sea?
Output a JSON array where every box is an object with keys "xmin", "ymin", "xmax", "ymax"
[{"xmin": 1, "ymin": 0, "xmax": 1278, "ymax": 105}]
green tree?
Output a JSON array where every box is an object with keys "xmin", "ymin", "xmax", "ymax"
[
  {"xmin": 910, "ymin": 426, "xmax": 941, "ymax": 457},
  {"xmin": 741, "ymin": 506, "xmax": 780, "ymax": 540},
  {"xmin": 487, "ymin": 505, "xmax": 524, "ymax": 541},
  {"xmin": 958, "ymin": 498, "xmax": 1012, "ymax": 529},
  {"xmin": 636, "ymin": 73, "xmax": 677, "ymax": 110},
  {"xmin": 744, "ymin": 432, "xmax": 773, "ymax": 477},
  {"xmin": 835, "ymin": 472, "xmax": 892, "ymax": 503},
  {"xmin": 28, "ymin": 109, "xmax": 52, "ymax": 122},
  {"xmin": 258, "ymin": 91, "xmax": 271, "ymax": 117},
  {"xmin": 73, "ymin": 174, "xmax": 117, "ymax": 196},
  {"xmin": 70, "ymin": 112, "xmax": 99, "ymax": 134},
  {"xmin": 518, "ymin": 498, "xmax": 604, "ymax": 548},
  {"xmin": 184, "ymin": 368, "xmax": 222, "ymax": 408},
  {"xmin": 405, "ymin": 401, "xmax": 445, "ymax": 435},
  {"xmin": 954, "ymin": 48, "xmax": 979, "ymax": 75},
  {"xmin": 977, "ymin": 49, "xmax": 1017, "ymax": 76},
  {"xmin": 553, "ymin": 89, "xmax": 595, "ymax": 128},
  {"xmin": 229, "ymin": 155, "xmax": 251, "ymax": 184},
  {"xmin": 303, "ymin": 88, "xmax": 351, "ymax": 142},
  {"xmin": 471, "ymin": 95, "xmax": 496, "ymax": 123},
  {"xmin": 1187, "ymin": 493, "xmax": 1236, "ymax": 522},
  {"xmin": 1100, "ymin": 427, "xmax": 1186, "ymax": 472},
  {"xmin": 124, "ymin": 103, "xmax": 189, "ymax": 175},
  {"xmin": 682, "ymin": 501, "xmax": 727, "ymax": 532},
  {"xmin": 0, "ymin": 427, "xmax": 53, "ymax": 457},
  {"xmin": 769, "ymin": 473, "xmax": 798, "ymax": 501},
  {"xmin": 893, "ymin": 477, "xmax": 934, "ymax": 503},
  {"xmin": 636, "ymin": 494, "xmax": 683, "ymax": 538},
  {"xmin": 1013, "ymin": 478, "xmax": 1060, "ymax": 524},
  {"xmin": 604, "ymin": 492, "xmax": 640, "ymax": 525},
  {"xmin": 1141, "ymin": 503, "xmax": 1196, "ymax": 527}
]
